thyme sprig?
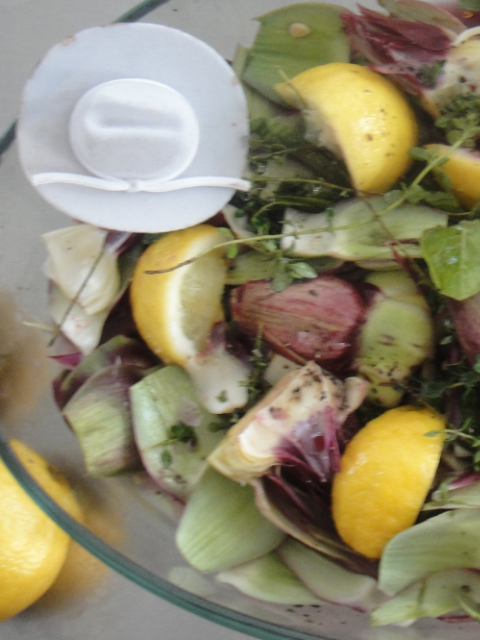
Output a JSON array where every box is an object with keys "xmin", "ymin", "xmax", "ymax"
[
  {"xmin": 410, "ymin": 355, "xmax": 480, "ymax": 464},
  {"xmin": 145, "ymin": 122, "xmax": 480, "ymax": 277}
]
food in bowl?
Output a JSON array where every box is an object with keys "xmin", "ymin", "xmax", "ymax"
[{"xmin": 14, "ymin": 0, "xmax": 480, "ymax": 629}]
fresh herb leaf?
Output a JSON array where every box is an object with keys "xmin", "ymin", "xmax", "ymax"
[
  {"xmin": 421, "ymin": 221, "xmax": 480, "ymax": 300},
  {"xmin": 286, "ymin": 261, "xmax": 317, "ymax": 279},
  {"xmin": 161, "ymin": 450, "xmax": 172, "ymax": 468},
  {"xmin": 160, "ymin": 422, "xmax": 199, "ymax": 450},
  {"xmin": 437, "ymin": 94, "xmax": 480, "ymax": 148},
  {"xmin": 417, "ymin": 60, "xmax": 445, "ymax": 89}
]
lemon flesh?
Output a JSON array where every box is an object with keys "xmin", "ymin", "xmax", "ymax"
[
  {"xmin": 425, "ymin": 144, "xmax": 480, "ymax": 209},
  {"xmin": 275, "ymin": 62, "xmax": 418, "ymax": 194},
  {"xmin": 331, "ymin": 406, "xmax": 445, "ymax": 559},
  {"xmin": 130, "ymin": 225, "xmax": 250, "ymax": 414},
  {"xmin": 0, "ymin": 440, "xmax": 82, "ymax": 621},
  {"xmin": 130, "ymin": 224, "xmax": 226, "ymax": 368}
]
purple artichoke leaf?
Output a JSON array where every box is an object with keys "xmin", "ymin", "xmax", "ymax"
[
  {"xmin": 54, "ymin": 334, "xmax": 159, "ymax": 411},
  {"xmin": 62, "ymin": 364, "xmax": 144, "ymax": 477},
  {"xmin": 252, "ymin": 476, "xmax": 377, "ymax": 577},
  {"xmin": 448, "ymin": 293, "xmax": 480, "ymax": 365},
  {"xmin": 105, "ymin": 230, "xmax": 138, "ymax": 257},
  {"xmin": 378, "ymin": 0, "xmax": 465, "ymax": 34},
  {"xmin": 342, "ymin": 4, "xmax": 455, "ymax": 101},
  {"xmin": 50, "ymin": 350, "xmax": 84, "ymax": 371}
]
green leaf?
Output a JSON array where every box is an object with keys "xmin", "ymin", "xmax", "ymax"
[
  {"xmin": 226, "ymin": 245, "xmax": 239, "ymax": 259},
  {"xmin": 422, "ymin": 190, "xmax": 461, "ymax": 213},
  {"xmin": 421, "ymin": 221, "xmax": 480, "ymax": 300},
  {"xmin": 242, "ymin": 3, "xmax": 351, "ymax": 104},
  {"xmin": 287, "ymin": 261, "xmax": 317, "ymax": 279},
  {"xmin": 435, "ymin": 170, "xmax": 452, "ymax": 191},
  {"xmin": 404, "ymin": 183, "xmax": 427, "ymax": 205},
  {"xmin": 408, "ymin": 146, "xmax": 435, "ymax": 162},
  {"xmin": 272, "ymin": 268, "xmax": 293, "ymax": 291}
]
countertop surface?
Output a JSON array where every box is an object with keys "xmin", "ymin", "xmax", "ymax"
[{"xmin": 0, "ymin": 1, "xmax": 251, "ymax": 638}]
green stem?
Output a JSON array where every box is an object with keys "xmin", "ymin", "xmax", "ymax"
[{"xmin": 146, "ymin": 128, "xmax": 476, "ymax": 277}]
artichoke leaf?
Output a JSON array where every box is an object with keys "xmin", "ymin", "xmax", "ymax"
[
  {"xmin": 251, "ymin": 476, "xmax": 375, "ymax": 575},
  {"xmin": 62, "ymin": 364, "xmax": 143, "ymax": 477},
  {"xmin": 354, "ymin": 270, "xmax": 435, "ymax": 407},
  {"xmin": 217, "ymin": 552, "xmax": 323, "ymax": 605},
  {"xmin": 281, "ymin": 196, "xmax": 448, "ymax": 262},
  {"xmin": 130, "ymin": 365, "xmax": 224, "ymax": 502},
  {"xmin": 43, "ymin": 224, "xmax": 120, "ymax": 315},
  {"xmin": 242, "ymin": 3, "xmax": 351, "ymax": 104},
  {"xmin": 372, "ymin": 568, "xmax": 480, "ymax": 626},
  {"xmin": 379, "ymin": 509, "xmax": 480, "ymax": 596},
  {"xmin": 176, "ymin": 467, "xmax": 285, "ymax": 573},
  {"xmin": 208, "ymin": 362, "xmax": 369, "ymax": 484},
  {"xmin": 278, "ymin": 538, "xmax": 384, "ymax": 611}
]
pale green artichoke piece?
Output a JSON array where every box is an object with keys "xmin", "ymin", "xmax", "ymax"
[
  {"xmin": 217, "ymin": 552, "xmax": 323, "ymax": 605},
  {"xmin": 279, "ymin": 538, "xmax": 384, "ymax": 611},
  {"xmin": 425, "ymin": 478, "xmax": 480, "ymax": 511},
  {"xmin": 372, "ymin": 568, "xmax": 480, "ymax": 626},
  {"xmin": 379, "ymin": 509, "xmax": 480, "ymax": 596},
  {"xmin": 43, "ymin": 224, "xmax": 120, "ymax": 315},
  {"xmin": 130, "ymin": 365, "xmax": 224, "ymax": 502},
  {"xmin": 63, "ymin": 365, "xmax": 143, "ymax": 477},
  {"xmin": 176, "ymin": 467, "xmax": 285, "ymax": 573},
  {"xmin": 354, "ymin": 270, "xmax": 435, "ymax": 407},
  {"xmin": 281, "ymin": 196, "xmax": 448, "ymax": 264}
]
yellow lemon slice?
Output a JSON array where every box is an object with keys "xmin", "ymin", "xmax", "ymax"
[
  {"xmin": 130, "ymin": 224, "xmax": 227, "ymax": 366},
  {"xmin": 0, "ymin": 440, "xmax": 82, "ymax": 622},
  {"xmin": 425, "ymin": 144, "xmax": 480, "ymax": 209},
  {"xmin": 275, "ymin": 62, "xmax": 418, "ymax": 194},
  {"xmin": 331, "ymin": 405, "xmax": 445, "ymax": 560},
  {"xmin": 130, "ymin": 225, "xmax": 250, "ymax": 414}
]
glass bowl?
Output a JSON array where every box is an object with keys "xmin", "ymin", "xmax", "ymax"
[{"xmin": 1, "ymin": 1, "xmax": 480, "ymax": 639}]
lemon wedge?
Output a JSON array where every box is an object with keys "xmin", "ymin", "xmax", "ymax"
[
  {"xmin": 331, "ymin": 405, "xmax": 445, "ymax": 559},
  {"xmin": 425, "ymin": 144, "xmax": 480, "ymax": 209},
  {"xmin": 275, "ymin": 62, "xmax": 418, "ymax": 194},
  {"xmin": 0, "ymin": 440, "xmax": 82, "ymax": 622},
  {"xmin": 130, "ymin": 224, "xmax": 249, "ymax": 413}
]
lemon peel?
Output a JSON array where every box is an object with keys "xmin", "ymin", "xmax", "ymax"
[
  {"xmin": 130, "ymin": 225, "xmax": 249, "ymax": 413},
  {"xmin": 130, "ymin": 224, "xmax": 226, "ymax": 366},
  {"xmin": 425, "ymin": 144, "xmax": 480, "ymax": 209},
  {"xmin": 275, "ymin": 62, "xmax": 418, "ymax": 194},
  {"xmin": 0, "ymin": 440, "xmax": 82, "ymax": 621},
  {"xmin": 331, "ymin": 405, "xmax": 445, "ymax": 560}
]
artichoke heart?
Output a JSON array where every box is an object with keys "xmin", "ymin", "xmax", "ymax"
[{"xmin": 208, "ymin": 362, "xmax": 369, "ymax": 484}]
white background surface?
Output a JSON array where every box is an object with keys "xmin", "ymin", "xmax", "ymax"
[{"xmin": 0, "ymin": 1, "xmax": 251, "ymax": 638}]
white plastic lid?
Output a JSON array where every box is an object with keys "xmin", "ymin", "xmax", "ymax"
[
  {"xmin": 17, "ymin": 23, "xmax": 250, "ymax": 233},
  {"xmin": 69, "ymin": 78, "xmax": 200, "ymax": 183}
]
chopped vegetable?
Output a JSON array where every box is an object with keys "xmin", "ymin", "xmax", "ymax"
[
  {"xmin": 217, "ymin": 552, "xmax": 324, "ymax": 605},
  {"xmin": 130, "ymin": 365, "xmax": 224, "ymax": 502},
  {"xmin": 43, "ymin": 0, "xmax": 480, "ymax": 627},
  {"xmin": 175, "ymin": 467, "xmax": 285, "ymax": 572},
  {"xmin": 242, "ymin": 3, "xmax": 351, "ymax": 104}
]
